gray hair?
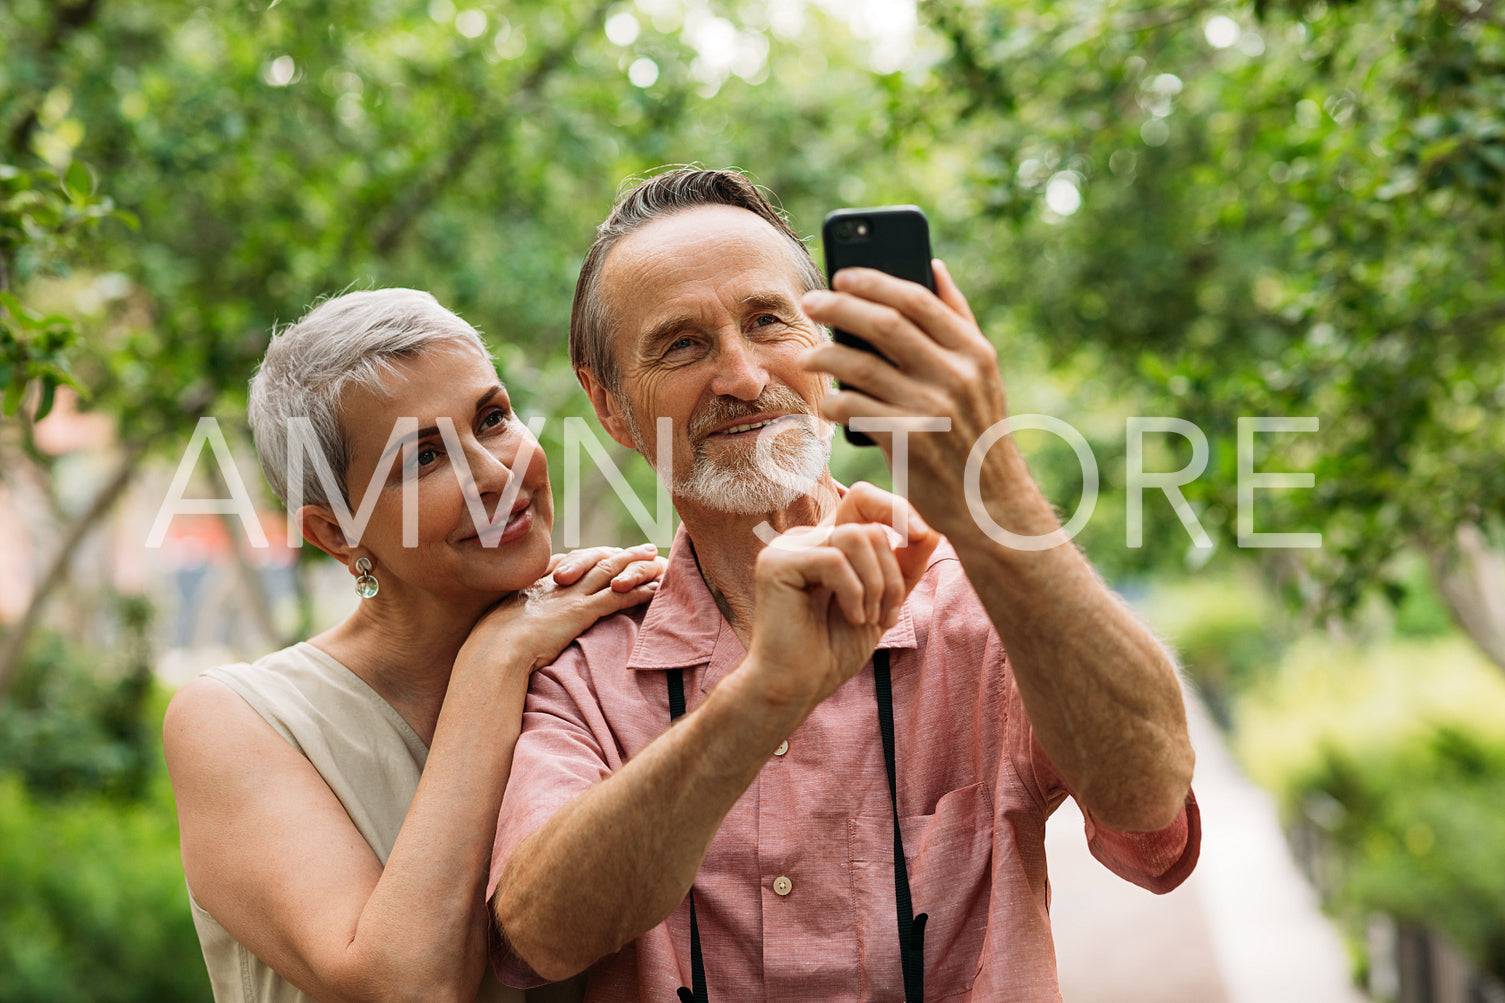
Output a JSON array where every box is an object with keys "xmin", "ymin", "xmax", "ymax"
[
  {"xmin": 249, "ymin": 288, "xmax": 488, "ymax": 508},
  {"xmin": 569, "ymin": 167, "xmax": 825, "ymax": 396}
]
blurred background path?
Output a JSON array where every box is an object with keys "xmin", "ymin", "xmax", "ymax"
[{"xmin": 1049, "ymin": 687, "xmax": 1372, "ymax": 1003}]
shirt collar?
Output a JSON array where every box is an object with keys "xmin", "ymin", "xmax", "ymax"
[{"xmin": 625, "ymin": 519, "xmax": 920, "ymax": 673}]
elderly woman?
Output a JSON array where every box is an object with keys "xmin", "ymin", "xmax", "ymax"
[{"xmin": 163, "ymin": 289, "xmax": 663, "ymax": 1003}]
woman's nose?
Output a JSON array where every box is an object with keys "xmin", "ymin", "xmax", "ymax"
[{"xmin": 462, "ymin": 440, "xmax": 517, "ymax": 503}]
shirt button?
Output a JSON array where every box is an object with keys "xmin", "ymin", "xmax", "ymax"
[
  {"xmin": 772, "ymin": 875, "xmax": 793, "ymax": 896},
  {"xmin": 774, "ymin": 740, "xmax": 789, "ymax": 756}
]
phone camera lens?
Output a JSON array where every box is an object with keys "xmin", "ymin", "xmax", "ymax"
[{"xmin": 835, "ymin": 218, "xmax": 871, "ymax": 241}]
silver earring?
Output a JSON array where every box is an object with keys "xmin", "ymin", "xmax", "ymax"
[{"xmin": 354, "ymin": 557, "xmax": 379, "ymax": 599}]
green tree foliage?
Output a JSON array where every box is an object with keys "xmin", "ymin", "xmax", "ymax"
[
  {"xmin": 2, "ymin": 0, "xmax": 921, "ymax": 428},
  {"xmin": 1317, "ymin": 728, "xmax": 1505, "ymax": 982},
  {"xmin": 0, "ymin": 604, "xmax": 205, "ymax": 1002},
  {"xmin": 922, "ymin": 0, "xmax": 1505, "ymax": 664},
  {"xmin": 0, "ymin": 159, "xmax": 128, "ymax": 419},
  {"xmin": 0, "ymin": 598, "xmax": 156, "ymax": 799},
  {"xmin": 0, "ymin": 0, "xmax": 922, "ymax": 686},
  {"xmin": 1236, "ymin": 634, "xmax": 1505, "ymax": 980}
]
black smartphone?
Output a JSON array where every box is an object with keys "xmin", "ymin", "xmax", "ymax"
[{"xmin": 820, "ymin": 206, "xmax": 935, "ymax": 446}]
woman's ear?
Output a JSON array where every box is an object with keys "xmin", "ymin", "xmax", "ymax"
[
  {"xmin": 577, "ymin": 368, "xmax": 637, "ymax": 451},
  {"xmin": 297, "ymin": 505, "xmax": 354, "ymax": 567}
]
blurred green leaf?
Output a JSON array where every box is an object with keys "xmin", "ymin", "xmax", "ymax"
[
  {"xmin": 62, "ymin": 161, "xmax": 92, "ymax": 201},
  {"xmin": 33, "ymin": 375, "xmax": 56, "ymax": 421}
]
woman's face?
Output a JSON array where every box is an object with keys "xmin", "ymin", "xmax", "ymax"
[{"xmin": 334, "ymin": 342, "xmax": 554, "ymax": 605}]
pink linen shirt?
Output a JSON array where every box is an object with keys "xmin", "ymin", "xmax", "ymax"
[{"xmin": 489, "ymin": 526, "xmax": 1199, "ymax": 1002}]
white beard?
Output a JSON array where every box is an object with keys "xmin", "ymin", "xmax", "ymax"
[{"xmin": 620, "ymin": 391, "xmax": 833, "ymax": 515}]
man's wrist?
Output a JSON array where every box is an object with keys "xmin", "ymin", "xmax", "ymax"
[
  {"xmin": 718, "ymin": 656, "xmax": 813, "ymax": 755},
  {"xmin": 921, "ymin": 445, "xmax": 1077, "ymax": 569},
  {"xmin": 920, "ymin": 439, "xmax": 1060, "ymax": 552}
]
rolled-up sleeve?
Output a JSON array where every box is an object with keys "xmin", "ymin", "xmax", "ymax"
[
  {"xmin": 1079, "ymin": 786, "xmax": 1200, "ymax": 893},
  {"xmin": 487, "ymin": 646, "xmax": 617, "ymax": 987},
  {"xmin": 1008, "ymin": 668, "xmax": 1202, "ymax": 895}
]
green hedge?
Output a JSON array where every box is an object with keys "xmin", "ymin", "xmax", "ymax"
[
  {"xmin": 1234, "ymin": 635, "xmax": 1505, "ymax": 982},
  {"xmin": 0, "ymin": 622, "xmax": 210, "ymax": 1002},
  {"xmin": 0, "ymin": 773, "xmax": 210, "ymax": 1003},
  {"xmin": 1144, "ymin": 571, "xmax": 1288, "ymax": 727}
]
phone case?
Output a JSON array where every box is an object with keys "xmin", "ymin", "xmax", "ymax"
[{"xmin": 820, "ymin": 206, "xmax": 935, "ymax": 446}]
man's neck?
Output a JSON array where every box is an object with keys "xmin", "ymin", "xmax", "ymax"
[{"xmin": 676, "ymin": 474, "xmax": 840, "ymax": 644}]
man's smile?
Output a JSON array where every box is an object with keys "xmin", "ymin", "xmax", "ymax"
[{"xmin": 706, "ymin": 413, "xmax": 800, "ymax": 438}]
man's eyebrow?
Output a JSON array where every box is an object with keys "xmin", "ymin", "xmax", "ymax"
[
  {"xmin": 377, "ymin": 385, "xmax": 505, "ymax": 465},
  {"xmin": 639, "ymin": 295, "xmax": 799, "ymax": 354},
  {"xmin": 640, "ymin": 315, "xmax": 698, "ymax": 354},
  {"xmin": 739, "ymin": 292, "xmax": 799, "ymax": 313}
]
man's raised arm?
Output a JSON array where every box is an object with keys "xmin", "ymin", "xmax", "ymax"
[
  {"xmin": 802, "ymin": 263, "xmax": 1194, "ymax": 834},
  {"xmin": 493, "ymin": 514, "xmax": 937, "ymax": 980}
]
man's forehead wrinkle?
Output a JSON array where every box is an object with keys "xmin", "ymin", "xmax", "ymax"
[
  {"xmin": 598, "ymin": 205, "xmax": 813, "ymax": 372},
  {"xmin": 638, "ymin": 277, "xmax": 787, "ymax": 345},
  {"xmin": 625, "ymin": 264, "xmax": 787, "ymax": 328}
]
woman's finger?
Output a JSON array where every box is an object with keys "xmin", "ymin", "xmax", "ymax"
[
  {"xmin": 551, "ymin": 546, "xmax": 618, "ymax": 586},
  {"xmin": 552, "ymin": 543, "xmax": 658, "ymax": 586},
  {"xmin": 580, "ymin": 577, "xmax": 661, "ymax": 619},
  {"xmin": 565, "ymin": 543, "xmax": 659, "ymax": 590},
  {"xmin": 611, "ymin": 555, "xmax": 667, "ymax": 592}
]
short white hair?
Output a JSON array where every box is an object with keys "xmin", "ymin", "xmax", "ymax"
[{"xmin": 248, "ymin": 288, "xmax": 488, "ymax": 508}]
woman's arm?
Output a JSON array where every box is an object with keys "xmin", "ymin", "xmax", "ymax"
[{"xmin": 164, "ymin": 546, "xmax": 664, "ymax": 1003}]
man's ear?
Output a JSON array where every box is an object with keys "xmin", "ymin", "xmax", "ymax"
[
  {"xmin": 297, "ymin": 504, "xmax": 355, "ymax": 567},
  {"xmin": 577, "ymin": 368, "xmax": 638, "ymax": 451}
]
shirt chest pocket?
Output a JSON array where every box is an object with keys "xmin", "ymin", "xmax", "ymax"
[{"xmin": 847, "ymin": 781, "xmax": 995, "ymax": 1002}]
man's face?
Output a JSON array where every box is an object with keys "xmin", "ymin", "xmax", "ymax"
[{"xmin": 594, "ymin": 205, "xmax": 832, "ymax": 514}]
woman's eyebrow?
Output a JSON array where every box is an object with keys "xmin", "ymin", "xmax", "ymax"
[{"xmin": 377, "ymin": 385, "xmax": 506, "ymax": 465}]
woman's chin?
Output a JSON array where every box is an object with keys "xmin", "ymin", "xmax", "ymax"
[{"xmin": 483, "ymin": 546, "xmax": 553, "ymax": 596}]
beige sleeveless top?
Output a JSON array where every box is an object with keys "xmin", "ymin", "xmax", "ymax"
[{"xmin": 188, "ymin": 641, "xmax": 523, "ymax": 1003}]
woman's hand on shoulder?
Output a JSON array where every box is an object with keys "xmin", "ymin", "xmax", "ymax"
[{"xmin": 459, "ymin": 543, "xmax": 666, "ymax": 673}]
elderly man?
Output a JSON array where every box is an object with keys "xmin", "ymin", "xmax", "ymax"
[{"xmin": 489, "ymin": 168, "xmax": 1198, "ymax": 1002}]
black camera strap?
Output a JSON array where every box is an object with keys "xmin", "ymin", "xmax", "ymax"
[
  {"xmin": 875, "ymin": 647, "xmax": 927, "ymax": 1002},
  {"xmin": 665, "ymin": 651, "xmax": 925, "ymax": 1002},
  {"xmin": 667, "ymin": 668, "xmax": 708, "ymax": 1003}
]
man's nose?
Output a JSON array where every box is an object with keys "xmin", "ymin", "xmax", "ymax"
[{"xmin": 709, "ymin": 336, "xmax": 769, "ymax": 400}]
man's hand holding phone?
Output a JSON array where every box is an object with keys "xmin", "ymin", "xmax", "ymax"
[
  {"xmin": 800, "ymin": 256, "xmax": 1042, "ymax": 549},
  {"xmin": 820, "ymin": 207, "xmax": 933, "ymax": 445}
]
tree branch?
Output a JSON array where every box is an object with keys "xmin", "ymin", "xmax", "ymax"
[
  {"xmin": 0, "ymin": 383, "xmax": 214, "ymax": 697},
  {"xmin": 0, "ymin": 436, "xmax": 146, "ymax": 695},
  {"xmin": 1426, "ymin": 524, "xmax": 1505, "ymax": 674},
  {"xmin": 362, "ymin": 0, "xmax": 614, "ymax": 257}
]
